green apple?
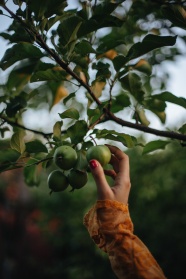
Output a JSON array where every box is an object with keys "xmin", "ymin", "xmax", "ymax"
[
  {"xmin": 86, "ymin": 145, "xmax": 111, "ymax": 166},
  {"xmin": 53, "ymin": 145, "xmax": 77, "ymax": 170},
  {"xmin": 68, "ymin": 169, "xmax": 88, "ymax": 189},
  {"xmin": 47, "ymin": 170, "xmax": 69, "ymax": 192}
]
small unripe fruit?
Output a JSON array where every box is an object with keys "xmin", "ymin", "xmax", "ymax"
[
  {"xmin": 47, "ymin": 170, "xmax": 69, "ymax": 192},
  {"xmin": 68, "ymin": 169, "xmax": 88, "ymax": 189},
  {"xmin": 53, "ymin": 145, "xmax": 77, "ymax": 170},
  {"xmin": 86, "ymin": 145, "xmax": 111, "ymax": 166}
]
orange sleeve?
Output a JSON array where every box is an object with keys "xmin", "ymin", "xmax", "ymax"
[{"xmin": 83, "ymin": 200, "xmax": 166, "ymax": 279}]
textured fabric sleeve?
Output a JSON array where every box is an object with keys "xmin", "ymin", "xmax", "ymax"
[{"xmin": 83, "ymin": 200, "xmax": 166, "ymax": 279}]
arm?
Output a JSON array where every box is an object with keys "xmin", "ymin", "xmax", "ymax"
[
  {"xmin": 84, "ymin": 145, "xmax": 166, "ymax": 279},
  {"xmin": 84, "ymin": 200, "xmax": 166, "ymax": 279}
]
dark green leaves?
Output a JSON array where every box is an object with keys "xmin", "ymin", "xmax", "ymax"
[
  {"xmin": 120, "ymin": 72, "xmax": 145, "ymax": 102},
  {"xmin": 113, "ymin": 35, "xmax": 177, "ymax": 70},
  {"xmin": 57, "ymin": 16, "xmax": 83, "ymax": 47},
  {"xmin": 25, "ymin": 140, "xmax": 48, "ymax": 154},
  {"xmin": 30, "ymin": 69, "xmax": 67, "ymax": 82},
  {"xmin": 162, "ymin": 5, "xmax": 186, "ymax": 30},
  {"xmin": 0, "ymin": 43, "xmax": 43, "ymax": 70},
  {"xmin": 111, "ymin": 93, "xmax": 131, "ymax": 113},
  {"xmin": 23, "ymin": 159, "xmax": 40, "ymax": 187},
  {"xmin": 67, "ymin": 120, "xmax": 88, "ymax": 144},
  {"xmin": 26, "ymin": 0, "xmax": 67, "ymax": 20},
  {"xmin": 126, "ymin": 34, "xmax": 177, "ymax": 63},
  {"xmin": 59, "ymin": 108, "xmax": 80, "ymax": 120},
  {"xmin": 75, "ymin": 40, "xmax": 96, "ymax": 56}
]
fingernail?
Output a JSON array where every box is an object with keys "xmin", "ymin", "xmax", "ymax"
[{"xmin": 89, "ymin": 160, "xmax": 99, "ymax": 169}]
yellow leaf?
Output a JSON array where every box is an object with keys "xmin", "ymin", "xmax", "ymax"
[
  {"xmin": 53, "ymin": 85, "xmax": 68, "ymax": 106},
  {"xmin": 91, "ymin": 81, "xmax": 106, "ymax": 98},
  {"xmin": 134, "ymin": 59, "xmax": 152, "ymax": 75},
  {"xmin": 79, "ymin": 71, "xmax": 87, "ymax": 83},
  {"xmin": 97, "ymin": 49, "xmax": 117, "ymax": 60},
  {"xmin": 104, "ymin": 49, "xmax": 117, "ymax": 60}
]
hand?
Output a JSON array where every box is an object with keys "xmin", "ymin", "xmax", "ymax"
[{"xmin": 89, "ymin": 145, "xmax": 131, "ymax": 205}]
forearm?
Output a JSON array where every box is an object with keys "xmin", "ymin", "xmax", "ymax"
[{"xmin": 84, "ymin": 200, "xmax": 166, "ymax": 279}]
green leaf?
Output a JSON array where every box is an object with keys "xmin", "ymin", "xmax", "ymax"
[
  {"xmin": 120, "ymin": 72, "xmax": 145, "ymax": 102},
  {"xmin": 6, "ymin": 96, "xmax": 27, "ymax": 117},
  {"xmin": 24, "ymin": 159, "xmax": 40, "ymax": 187},
  {"xmin": 13, "ymin": 0, "xmax": 23, "ymax": 6},
  {"xmin": 111, "ymin": 93, "xmax": 131, "ymax": 113},
  {"xmin": 162, "ymin": 5, "xmax": 186, "ymax": 30},
  {"xmin": 30, "ymin": 69, "xmax": 67, "ymax": 82},
  {"xmin": 0, "ymin": 149, "xmax": 20, "ymax": 173},
  {"xmin": 10, "ymin": 131, "xmax": 25, "ymax": 154},
  {"xmin": 74, "ymin": 150, "xmax": 88, "ymax": 171},
  {"xmin": 144, "ymin": 97, "xmax": 167, "ymax": 112},
  {"xmin": 93, "ymin": 129, "xmax": 136, "ymax": 148},
  {"xmin": 0, "ymin": 43, "xmax": 43, "ymax": 70},
  {"xmin": 97, "ymin": 38, "xmax": 125, "ymax": 54},
  {"xmin": 53, "ymin": 121, "xmax": 63, "ymax": 140},
  {"xmin": 113, "ymin": 55, "xmax": 127, "ymax": 71},
  {"xmin": 59, "ymin": 108, "xmax": 80, "ymax": 120},
  {"xmin": 87, "ymin": 108, "xmax": 101, "ymax": 125},
  {"xmin": 44, "ymin": 0, "xmax": 67, "ymax": 17},
  {"xmin": 67, "ymin": 120, "xmax": 88, "ymax": 144},
  {"xmin": 57, "ymin": 16, "xmax": 83, "ymax": 47},
  {"xmin": 113, "ymin": 35, "xmax": 177, "ymax": 70},
  {"xmin": 142, "ymin": 140, "xmax": 170, "ymax": 155},
  {"xmin": 93, "ymin": 1, "xmax": 126, "ymax": 16},
  {"xmin": 77, "ymin": 15, "xmax": 124, "ymax": 38},
  {"xmin": 75, "ymin": 40, "xmax": 96, "ymax": 56},
  {"xmin": 25, "ymin": 140, "xmax": 48, "ymax": 154},
  {"xmin": 154, "ymin": 92, "xmax": 186, "ymax": 109},
  {"xmin": 45, "ymin": 15, "xmax": 64, "ymax": 31},
  {"xmin": 135, "ymin": 109, "xmax": 150, "ymax": 126},
  {"xmin": 63, "ymin": 92, "xmax": 76, "ymax": 105},
  {"xmin": 6, "ymin": 60, "xmax": 37, "ymax": 91},
  {"xmin": 92, "ymin": 61, "xmax": 111, "ymax": 79}
]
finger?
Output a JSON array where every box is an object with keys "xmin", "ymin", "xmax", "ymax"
[
  {"xmin": 106, "ymin": 145, "xmax": 130, "ymax": 186},
  {"xmin": 89, "ymin": 160, "xmax": 110, "ymax": 199},
  {"xmin": 104, "ymin": 169, "xmax": 117, "ymax": 179},
  {"xmin": 109, "ymin": 154, "xmax": 119, "ymax": 173}
]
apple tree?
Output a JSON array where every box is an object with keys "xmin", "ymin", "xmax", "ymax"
[{"xmin": 0, "ymin": 0, "xmax": 186, "ymax": 187}]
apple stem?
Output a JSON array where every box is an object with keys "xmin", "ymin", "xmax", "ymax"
[{"xmin": 90, "ymin": 136, "xmax": 97, "ymax": 146}]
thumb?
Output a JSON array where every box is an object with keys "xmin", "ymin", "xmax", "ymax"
[{"xmin": 89, "ymin": 160, "xmax": 110, "ymax": 200}]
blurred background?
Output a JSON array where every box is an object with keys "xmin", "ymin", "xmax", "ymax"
[{"xmin": 0, "ymin": 140, "xmax": 186, "ymax": 279}]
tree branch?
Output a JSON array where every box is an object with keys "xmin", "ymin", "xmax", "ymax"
[
  {"xmin": 1, "ymin": 4, "xmax": 186, "ymax": 143},
  {"xmin": 107, "ymin": 110, "xmax": 186, "ymax": 141},
  {"xmin": 0, "ymin": 115, "xmax": 52, "ymax": 137}
]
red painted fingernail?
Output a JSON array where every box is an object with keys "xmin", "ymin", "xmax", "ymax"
[{"xmin": 89, "ymin": 160, "xmax": 99, "ymax": 169}]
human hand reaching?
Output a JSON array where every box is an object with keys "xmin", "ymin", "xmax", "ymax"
[{"xmin": 89, "ymin": 145, "xmax": 131, "ymax": 205}]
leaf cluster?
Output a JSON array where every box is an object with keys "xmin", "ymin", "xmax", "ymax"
[{"xmin": 0, "ymin": 0, "xmax": 185, "ymax": 183}]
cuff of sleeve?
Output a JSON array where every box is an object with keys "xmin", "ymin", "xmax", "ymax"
[{"xmin": 83, "ymin": 200, "xmax": 133, "ymax": 251}]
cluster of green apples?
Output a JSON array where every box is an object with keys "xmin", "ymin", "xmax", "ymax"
[{"xmin": 47, "ymin": 145, "xmax": 111, "ymax": 193}]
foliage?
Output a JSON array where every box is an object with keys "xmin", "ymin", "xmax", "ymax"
[
  {"xmin": 128, "ymin": 142, "xmax": 186, "ymax": 279},
  {"xmin": 0, "ymin": 0, "xmax": 186, "ymax": 183}
]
